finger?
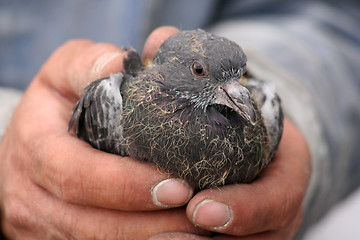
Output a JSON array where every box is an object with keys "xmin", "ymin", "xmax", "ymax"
[
  {"xmin": 38, "ymin": 39, "xmax": 133, "ymax": 100},
  {"xmin": 142, "ymin": 26, "xmax": 180, "ymax": 62},
  {"xmin": 1, "ymin": 164, "xmax": 205, "ymax": 240},
  {"xmin": 147, "ymin": 209, "xmax": 301, "ymax": 240},
  {"xmin": 186, "ymin": 118, "xmax": 311, "ymax": 235},
  {"xmin": 212, "ymin": 209, "xmax": 303, "ymax": 240}
]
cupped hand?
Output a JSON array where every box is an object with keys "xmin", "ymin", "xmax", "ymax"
[{"xmin": 0, "ymin": 26, "xmax": 207, "ymax": 239}]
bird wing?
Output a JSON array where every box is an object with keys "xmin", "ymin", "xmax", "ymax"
[
  {"xmin": 68, "ymin": 72, "xmax": 126, "ymax": 155},
  {"xmin": 243, "ymin": 78, "xmax": 284, "ymax": 159}
]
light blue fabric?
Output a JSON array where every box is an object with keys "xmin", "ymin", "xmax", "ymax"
[{"xmin": 1, "ymin": 0, "xmax": 359, "ymax": 238}]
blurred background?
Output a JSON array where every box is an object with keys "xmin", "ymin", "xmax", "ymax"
[{"xmin": 304, "ymin": 188, "xmax": 360, "ymax": 239}]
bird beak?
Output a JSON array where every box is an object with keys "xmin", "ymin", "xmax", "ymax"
[{"xmin": 215, "ymin": 79, "xmax": 257, "ymax": 125}]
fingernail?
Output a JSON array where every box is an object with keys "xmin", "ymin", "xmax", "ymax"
[
  {"xmin": 192, "ymin": 199, "xmax": 232, "ymax": 229},
  {"xmin": 152, "ymin": 179, "xmax": 193, "ymax": 207},
  {"xmin": 92, "ymin": 51, "xmax": 124, "ymax": 73}
]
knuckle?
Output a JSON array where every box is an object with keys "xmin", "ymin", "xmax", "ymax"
[
  {"xmin": 56, "ymin": 169, "xmax": 79, "ymax": 202},
  {"xmin": 277, "ymin": 212, "xmax": 296, "ymax": 229},
  {"xmin": 232, "ymin": 189, "xmax": 302, "ymax": 234},
  {"xmin": 117, "ymin": 175, "xmax": 136, "ymax": 209},
  {"xmin": 233, "ymin": 201, "xmax": 268, "ymax": 234},
  {"xmin": 276, "ymin": 188, "xmax": 304, "ymax": 229},
  {"xmin": 3, "ymin": 197, "xmax": 33, "ymax": 230},
  {"xmin": 27, "ymin": 137, "xmax": 78, "ymax": 203}
]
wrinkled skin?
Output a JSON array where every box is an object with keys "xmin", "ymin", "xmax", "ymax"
[{"xmin": 0, "ymin": 26, "xmax": 311, "ymax": 239}]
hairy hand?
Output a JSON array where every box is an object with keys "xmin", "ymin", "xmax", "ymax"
[{"xmin": 0, "ymin": 27, "xmax": 208, "ymax": 239}]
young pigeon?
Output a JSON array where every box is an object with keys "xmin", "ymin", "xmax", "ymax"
[{"xmin": 69, "ymin": 29, "xmax": 283, "ymax": 190}]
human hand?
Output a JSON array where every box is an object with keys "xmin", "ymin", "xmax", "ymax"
[
  {"xmin": 0, "ymin": 27, "xmax": 208, "ymax": 239},
  {"xmin": 145, "ymin": 29, "xmax": 312, "ymax": 240}
]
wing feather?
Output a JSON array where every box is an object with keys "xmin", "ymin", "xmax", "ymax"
[
  {"xmin": 243, "ymin": 78, "xmax": 284, "ymax": 159},
  {"xmin": 68, "ymin": 72, "xmax": 126, "ymax": 155}
]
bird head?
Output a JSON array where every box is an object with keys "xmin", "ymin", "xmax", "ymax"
[{"xmin": 153, "ymin": 29, "xmax": 257, "ymax": 125}]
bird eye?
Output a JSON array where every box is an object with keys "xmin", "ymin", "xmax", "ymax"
[{"xmin": 191, "ymin": 61, "xmax": 207, "ymax": 77}]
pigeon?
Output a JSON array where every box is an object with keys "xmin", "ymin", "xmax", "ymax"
[{"xmin": 69, "ymin": 29, "xmax": 283, "ymax": 190}]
